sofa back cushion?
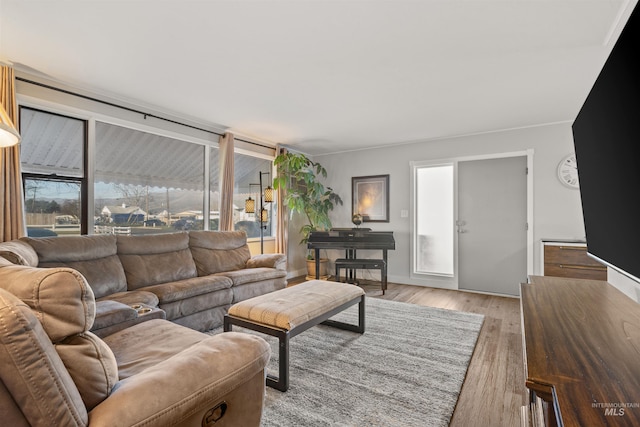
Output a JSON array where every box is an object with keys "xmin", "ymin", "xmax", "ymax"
[
  {"xmin": 117, "ymin": 232, "xmax": 197, "ymax": 290},
  {"xmin": 22, "ymin": 235, "xmax": 127, "ymax": 298},
  {"xmin": 189, "ymin": 230, "xmax": 251, "ymax": 275}
]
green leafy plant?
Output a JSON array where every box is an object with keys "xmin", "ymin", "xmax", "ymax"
[{"xmin": 273, "ymin": 152, "xmax": 343, "ymax": 255}]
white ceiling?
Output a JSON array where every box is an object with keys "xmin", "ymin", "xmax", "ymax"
[{"xmin": 0, "ymin": 0, "xmax": 636, "ymax": 155}]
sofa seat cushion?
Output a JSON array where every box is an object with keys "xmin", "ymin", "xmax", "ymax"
[
  {"xmin": 22, "ymin": 235, "xmax": 127, "ymax": 299},
  {"xmin": 136, "ymin": 275, "xmax": 233, "ymax": 305},
  {"xmin": 99, "ymin": 290, "xmax": 159, "ymax": 308},
  {"xmin": 189, "ymin": 230, "xmax": 251, "ymax": 275},
  {"xmin": 101, "ymin": 319, "xmax": 270, "ymax": 380},
  {"xmin": 159, "ymin": 288, "xmax": 233, "ymax": 322},
  {"xmin": 216, "ymin": 267, "xmax": 287, "ymax": 287},
  {"xmin": 93, "ymin": 320, "xmax": 270, "ymax": 426},
  {"xmin": 232, "ymin": 280, "xmax": 286, "ymax": 304},
  {"xmin": 117, "ymin": 232, "xmax": 198, "ymax": 290},
  {"xmin": 171, "ymin": 305, "xmax": 229, "ymax": 332}
]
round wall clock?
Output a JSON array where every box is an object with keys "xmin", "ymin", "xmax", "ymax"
[{"xmin": 557, "ymin": 153, "xmax": 579, "ymax": 189}]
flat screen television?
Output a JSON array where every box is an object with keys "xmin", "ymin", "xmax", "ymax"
[{"xmin": 572, "ymin": 3, "xmax": 640, "ymax": 282}]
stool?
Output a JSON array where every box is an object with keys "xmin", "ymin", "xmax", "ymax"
[
  {"xmin": 223, "ymin": 279, "xmax": 365, "ymax": 392},
  {"xmin": 335, "ymin": 258, "xmax": 387, "ymax": 295}
]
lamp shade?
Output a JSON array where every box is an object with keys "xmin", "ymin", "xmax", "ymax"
[
  {"xmin": 245, "ymin": 196, "xmax": 255, "ymax": 213},
  {"xmin": 261, "ymin": 208, "xmax": 268, "ymax": 223},
  {"xmin": 0, "ymin": 104, "xmax": 20, "ymax": 147},
  {"xmin": 264, "ymin": 186, "xmax": 274, "ymax": 203}
]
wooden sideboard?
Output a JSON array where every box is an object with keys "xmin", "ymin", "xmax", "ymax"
[
  {"xmin": 541, "ymin": 240, "xmax": 606, "ymax": 281},
  {"xmin": 521, "ymin": 276, "xmax": 640, "ymax": 426}
]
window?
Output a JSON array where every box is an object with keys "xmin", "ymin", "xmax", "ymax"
[
  {"xmin": 232, "ymin": 153, "xmax": 274, "ymax": 239},
  {"xmin": 94, "ymin": 122, "xmax": 205, "ymax": 234},
  {"xmin": 20, "ymin": 107, "xmax": 86, "ymax": 236},
  {"xmin": 18, "ymin": 100, "xmax": 275, "ymax": 238},
  {"xmin": 414, "ymin": 164, "xmax": 454, "ymax": 276}
]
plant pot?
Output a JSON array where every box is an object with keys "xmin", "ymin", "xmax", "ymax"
[{"xmin": 306, "ymin": 258, "xmax": 330, "ymax": 280}]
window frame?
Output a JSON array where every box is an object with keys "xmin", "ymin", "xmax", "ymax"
[
  {"xmin": 17, "ymin": 97, "xmax": 275, "ymax": 237},
  {"xmin": 19, "ymin": 106, "xmax": 89, "ymax": 235}
]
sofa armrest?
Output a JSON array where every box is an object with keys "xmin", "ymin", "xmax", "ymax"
[
  {"xmin": 93, "ymin": 300, "xmax": 137, "ymax": 331},
  {"xmin": 88, "ymin": 332, "xmax": 270, "ymax": 427},
  {"xmin": 0, "ymin": 240, "xmax": 39, "ymax": 266},
  {"xmin": 92, "ymin": 300, "xmax": 166, "ymax": 338},
  {"xmin": 246, "ymin": 253, "xmax": 287, "ymax": 271}
]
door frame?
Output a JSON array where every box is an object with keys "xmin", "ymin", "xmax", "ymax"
[{"xmin": 409, "ymin": 149, "xmax": 534, "ymax": 291}]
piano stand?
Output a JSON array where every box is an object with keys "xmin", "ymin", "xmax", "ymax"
[{"xmin": 335, "ymin": 258, "xmax": 387, "ymax": 295}]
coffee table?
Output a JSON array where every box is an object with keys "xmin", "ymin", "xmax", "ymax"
[{"xmin": 223, "ymin": 279, "xmax": 365, "ymax": 391}]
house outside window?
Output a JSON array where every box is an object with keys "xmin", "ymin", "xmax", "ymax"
[{"xmin": 94, "ymin": 122, "xmax": 205, "ymax": 235}]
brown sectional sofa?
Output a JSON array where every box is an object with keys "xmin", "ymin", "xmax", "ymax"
[
  {"xmin": 0, "ymin": 230, "xmax": 287, "ymax": 336},
  {"xmin": 0, "ymin": 256, "xmax": 271, "ymax": 426}
]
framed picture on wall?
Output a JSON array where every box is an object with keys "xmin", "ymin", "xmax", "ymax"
[{"xmin": 352, "ymin": 174, "xmax": 390, "ymax": 222}]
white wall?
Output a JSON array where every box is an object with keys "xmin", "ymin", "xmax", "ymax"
[
  {"xmin": 295, "ymin": 122, "xmax": 585, "ymax": 287},
  {"xmin": 608, "ymin": 267, "xmax": 640, "ymax": 302}
]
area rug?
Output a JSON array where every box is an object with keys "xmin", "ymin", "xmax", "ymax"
[{"xmin": 212, "ymin": 298, "xmax": 484, "ymax": 426}]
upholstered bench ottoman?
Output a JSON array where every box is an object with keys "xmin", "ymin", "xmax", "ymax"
[{"xmin": 223, "ymin": 279, "xmax": 365, "ymax": 391}]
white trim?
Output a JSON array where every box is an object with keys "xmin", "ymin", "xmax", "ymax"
[
  {"xmin": 234, "ymin": 146, "xmax": 274, "ymax": 160},
  {"xmin": 315, "ymin": 121, "xmax": 572, "ymax": 157},
  {"xmin": 87, "ymin": 117, "xmax": 96, "ymax": 234},
  {"xmin": 203, "ymin": 145, "xmax": 211, "ymax": 230},
  {"xmin": 526, "ymin": 148, "xmax": 534, "ymax": 277}
]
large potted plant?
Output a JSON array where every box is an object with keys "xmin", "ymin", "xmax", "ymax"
[{"xmin": 273, "ymin": 152, "xmax": 343, "ymax": 278}]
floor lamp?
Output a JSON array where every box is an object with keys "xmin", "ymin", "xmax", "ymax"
[
  {"xmin": 245, "ymin": 171, "xmax": 273, "ymax": 254},
  {"xmin": 0, "ymin": 104, "xmax": 21, "ymax": 147}
]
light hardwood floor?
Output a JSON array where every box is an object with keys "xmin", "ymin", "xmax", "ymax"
[{"xmin": 291, "ymin": 277, "xmax": 526, "ymax": 427}]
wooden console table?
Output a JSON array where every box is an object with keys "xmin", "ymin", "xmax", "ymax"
[{"xmin": 521, "ymin": 276, "xmax": 640, "ymax": 426}]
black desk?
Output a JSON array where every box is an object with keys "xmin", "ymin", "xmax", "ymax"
[{"xmin": 307, "ymin": 229, "xmax": 395, "ymax": 290}]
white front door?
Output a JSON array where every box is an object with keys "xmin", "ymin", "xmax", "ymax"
[{"xmin": 457, "ymin": 156, "xmax": 528, "ymax": 296}]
